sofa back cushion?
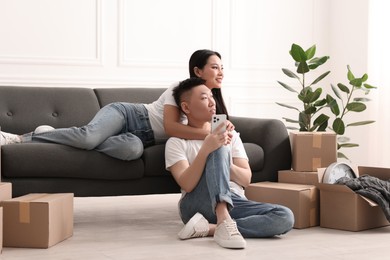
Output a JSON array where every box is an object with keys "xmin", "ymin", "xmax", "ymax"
[
  {"xmin": 0, "ymin": 86, "xmax": 100, "ymax": 134},
  {"xmin": 94, "ymin": 88, "xmax": 166, "ymax": 107}
]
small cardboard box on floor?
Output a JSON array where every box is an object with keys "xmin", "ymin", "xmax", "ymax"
[
  {"xmin": 319, "ymin": 166, "xmax": 390, "ymax": 231},
  {"xmin": 290, "ymin": 132, "xmax": 337, "ymax": 171},
  {"xmin": 245, "ymin": 182, "xmax": 318, "ymax": 229},
  {"xmin": 0, "ymin": 182, "xmax": 12, "ymax": 254},
  {"xmin": 0, "ymin": 193, "xmax": 74, "ymax": 248}
]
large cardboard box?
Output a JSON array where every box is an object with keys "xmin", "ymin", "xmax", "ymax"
[
  {"xmin": 1, "ymin": 193, "xmax": 74, "ymax": 248},
  {"xmin": 290, "ymin": 132, "xmax": 337, "ymax": 171},
  {"xmin": 245, "ymin": 182, "xmax": 319, "ymax": 229},
  {"xmin": 0, "ymin": 207, "xmax": 2, "ymax": 254},
  {"xmin": 0, "ymin": 182, "xmax": 12, "ymax": 201},
  {"xmin": 319, "ymin": 166, "xmax": 390, "ymax": 231}
]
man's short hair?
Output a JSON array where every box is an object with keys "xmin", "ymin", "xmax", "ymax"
[{"xmin": 172, "ymin": 77, "xmax": 207, "ymax": 109}]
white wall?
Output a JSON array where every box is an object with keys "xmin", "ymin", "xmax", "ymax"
[{"xmin": 1, "ymin": 0, "xmax": 385, "ymax": 167}]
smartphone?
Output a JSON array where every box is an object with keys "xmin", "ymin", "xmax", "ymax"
[{"xmin": 211, "ymin": 114, "xmax": 227, "ymax": 133}]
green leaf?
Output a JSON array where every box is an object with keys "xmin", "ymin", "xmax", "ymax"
[
  {"xmin": 337, "ymin": 136, "xmax": 350, "ymax": 143},
  {"xmin": 347, "ymin": 120, "xmax": 375, "ymax": 127},
  {"xmin": 353, "ymin": 97, "xmax": 371, "ymax": 102},
  {"xmin": 314, "ymin": 98, "xmax": 327, "ymax": 107},
  {"xmin": 290, "ymin": 44, "xmax": 307, "ymax": 62},
  {"xmin": 313, "ymin": 114, "xmax": 329, "ymax": 131},
  {"xmin": 276, "ymin": 102, "xmax": 300, "ymax": 111},
  {"xmin": 346, "ymin": 102, "xmax": 366, "ymax": 112},
  {"xmin": 327, "ymin": 94, "xmax": 340, "ymax": 116},
  {"xmin": 333, "ymin": 118, "xmax": 345, "ymax": 135},
  {"xmin": 337, "ymin": 151, "xmax": 349, "ymax": 160},
  {"xmin": 305, "ymin": 45, "xmax": 316, "ymax": 60},
  {"xmin": 331, "ymin": 84, "xmax": 342, "ymax": 99},
  {"xmin": 304, "ymin": 106, "xmax": 316, "ymax": 114},
  {"xmin": 282, "ymin": 117, "xmax": 300, "ymax": 123},
  {"xmin": 361, "ymin": 73, "xmax": 368, "ymax": 82},
  {"xmin": 339, "ymin": 143, "xmax": 359, "ymax": 148},
  {"xmin": 310, "ymin": 71, "xmax": 331, "ymax": 85},
  {"xmin": 277, "ymin": 81, "xmax": 298, "ymax": 93},
  {"xmin": 363, "ymin": 83, "xmax": 377, "ymax": 89},
  {"xmin": 308, "ymin": 56, "xmax": 329, "ymax": 69},
  {"xmin": 337, "ymin": 83, "xmax": 350, "ymax": 94},
  {"xmin": 297, "ymin": 61, "xmax": 309, "ymax": 74},
  {"xmin": 347, "ymin": 65, "xmax": 355, "ymax": 81},
  {"xmin": 305, "ymin": 88, "xmax": 322, "ymax": 103},
  {"xmin": 350, "ymin": 78, "xmax": 363, "ymax": 87},
  {"xmin": 298, "ymin": 112, "xmax": 310, "ymax": 131},
  {"xmin": 282, "ymin": 68, "xmax": 300, "ymax": 79}
]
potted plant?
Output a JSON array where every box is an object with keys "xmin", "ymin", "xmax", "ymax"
[{"xmin": 277, "ymin": 43, "xmax": 377, "ymax": 162}]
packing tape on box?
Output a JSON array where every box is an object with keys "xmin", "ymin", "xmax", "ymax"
[
  {"xmin": 312, "ymin": 134, "xmax": 322, "ymax": 148},
  {"xmin": 19, "ymin": 201, "xmax": 30, "ymax": 224},
  {"xmin": 312, "ymin": 158, "xmax": 322, "ymax": 170}
]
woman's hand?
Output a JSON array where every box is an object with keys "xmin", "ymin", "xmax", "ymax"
[{"xmin": 226, "ymin": 120, "xmax": 235, "ymax": 132}]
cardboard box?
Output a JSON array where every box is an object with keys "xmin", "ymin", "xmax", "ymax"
[
  {"xmin": 278, "ymin": 170, "xmax": 324, "ymax": 186},
  {"xmin": 0, "ymin": 207, "xmax": 3, "ymax": 254},
  {"xmin": 245, "ymin": 182, "xmax": 319, "ymax": 229},
  {"xmin": 0, "ymin": 182, "xmax": 12, "ymax": 201},
  {"xmin": 1, "ymin": 193, "xmax": 74, "ymax": 248},
  {"xmin": 319, "ymin": 166, "xmax": 390, "ymax": 231},
  {"xmin": 290, "ymin": 132, "xmax": 337, "ymax": 171}
]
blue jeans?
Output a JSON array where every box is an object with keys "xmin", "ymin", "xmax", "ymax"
[
  {"xmin": 179, "ymin": 146, "xmax": 294, "ymax": 238},
  {"xmin": 22, "ymin": 103, "xmax": 154, "ymax": 161}
]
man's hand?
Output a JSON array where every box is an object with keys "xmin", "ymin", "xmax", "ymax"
[{"xmin": 202, "ymin": 123, "xmax": 229, "ymax": 154}]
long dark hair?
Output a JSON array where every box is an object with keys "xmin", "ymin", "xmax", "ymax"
[{"xmin": 188, "ymin": 49, "xmax": 229, "ymax": 118}]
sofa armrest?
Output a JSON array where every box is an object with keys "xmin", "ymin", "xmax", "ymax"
[{"xmin": 230, "ymin": 116, "xmax": 292, "ymax": 183}]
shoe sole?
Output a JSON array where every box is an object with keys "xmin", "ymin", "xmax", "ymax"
[
  {"xmin": 178, "ymin": 213, "xmax": 204, "ymax": 240},
  {"xmin": 214, "ymin": 237, "xmax": 247, "ymax": 249}
]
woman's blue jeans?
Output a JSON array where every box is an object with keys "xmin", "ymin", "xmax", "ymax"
[
  {"xmin": 22, "ymin": 102, "xmax": 154, "ymax": 161},
  {"xmin": 179, "ymin": 146, "xmax": 295, "ymax": 238}
]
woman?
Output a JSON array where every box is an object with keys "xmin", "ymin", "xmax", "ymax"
[
  {"xmin": 1, "ymin": 49, "xmax": 232, "ymax": 160},
  {"xmin": 163, "ymin": 49, "xmax": 233, "ymax": 140}
]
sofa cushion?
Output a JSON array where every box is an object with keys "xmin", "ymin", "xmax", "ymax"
[
  {"xmin": 94, "ymin": 88, "xmax": 166, "ymax": 106},
  {"xmin": 0, "ymin": 86, "xmax": 100, "ymax": 134},
  {"xmin": 142, "ymin": 144, "xmax": 170, "ymax": 177},
  {"xmin": 1, "ymin": 143, "xmax": 144, "ymax": 180},
  {"xmin": 243, "ymin": 143, "xmax": 264, "ymax": 172}
]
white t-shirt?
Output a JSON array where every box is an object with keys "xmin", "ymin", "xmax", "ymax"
[
  {"xmin": 143, "ymin": 82, "xmax": 187, "ymax": 142},
  {"xmin": 165, "ymin": 130, "xmax": 249, "ymax": 197}
]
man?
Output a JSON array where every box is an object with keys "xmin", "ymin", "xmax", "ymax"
[{"xmin": 165, "ymin": 77, "xmax": 294, "ymax": 249}]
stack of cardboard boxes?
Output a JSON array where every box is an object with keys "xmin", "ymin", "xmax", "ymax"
[
  {"xmin": 0, "ymin": 181, "xmax": 74, "ymax": 252},
  {"xmin": 245, "ymin": 132, "xmax": 390, "ymax": 231}
]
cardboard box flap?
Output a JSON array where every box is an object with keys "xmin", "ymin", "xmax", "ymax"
[
  {"xmin": 319, "ymin": 183, "xmax": 379, "ymax": 207},
  {"xmin": 251, "ymin": 182, "xmax": 314, "ymax": 192},
  {"xmin": 359, "ymin": 195, "xmax": 378, "ymax": 207},
  {"xmin": 358, "ymin": 166, "xmax": 390, "ymax": 180},
  {"xmin": 5, "ymin": 193, "xmax": 72, "ymax": 204},
  {"xmin": 318, "ymin": 183, "xmax": 355, "ymax": 193}
]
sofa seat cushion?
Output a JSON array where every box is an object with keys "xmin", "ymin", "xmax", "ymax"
[
  {"xmin": 1, "ymin": 143, "xmax": 144, "ymax": 180},
  {"xmin": 143, "ymin": 144, "xmax": 170, "ymax": 177}
]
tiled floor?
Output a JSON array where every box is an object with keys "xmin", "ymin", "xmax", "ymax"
[{"xmin": 1, "ymin": 193, "xmax": 389, "ymax": 260}]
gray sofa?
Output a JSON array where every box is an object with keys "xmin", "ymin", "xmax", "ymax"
[{"xmin": 0, "ymin": 86, "xmax": 292, "ymax": 197}]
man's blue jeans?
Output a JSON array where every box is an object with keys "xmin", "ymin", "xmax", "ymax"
[
  {"xmin": 22, "ymin": 102, "xmax": 154, "ymax": 161},
  {"xmin": 179, "ymin": 146, "xmax": 294, "ymax": 238}
]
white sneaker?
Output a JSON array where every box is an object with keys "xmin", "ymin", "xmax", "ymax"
[
  {"xmin": 0, "ymin": 131, "xmax": 21, "ymax": 145},
  {"xmin": 34, "ymin": 125, "xmax": 54, "ymax": 134},
  {"xmin": 214, "ymin": 219, "xmax": 246, "ymax": 249},
  {"xmin": 178, "ymin": 212, "xmax": 209, "ymax": 240}
]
